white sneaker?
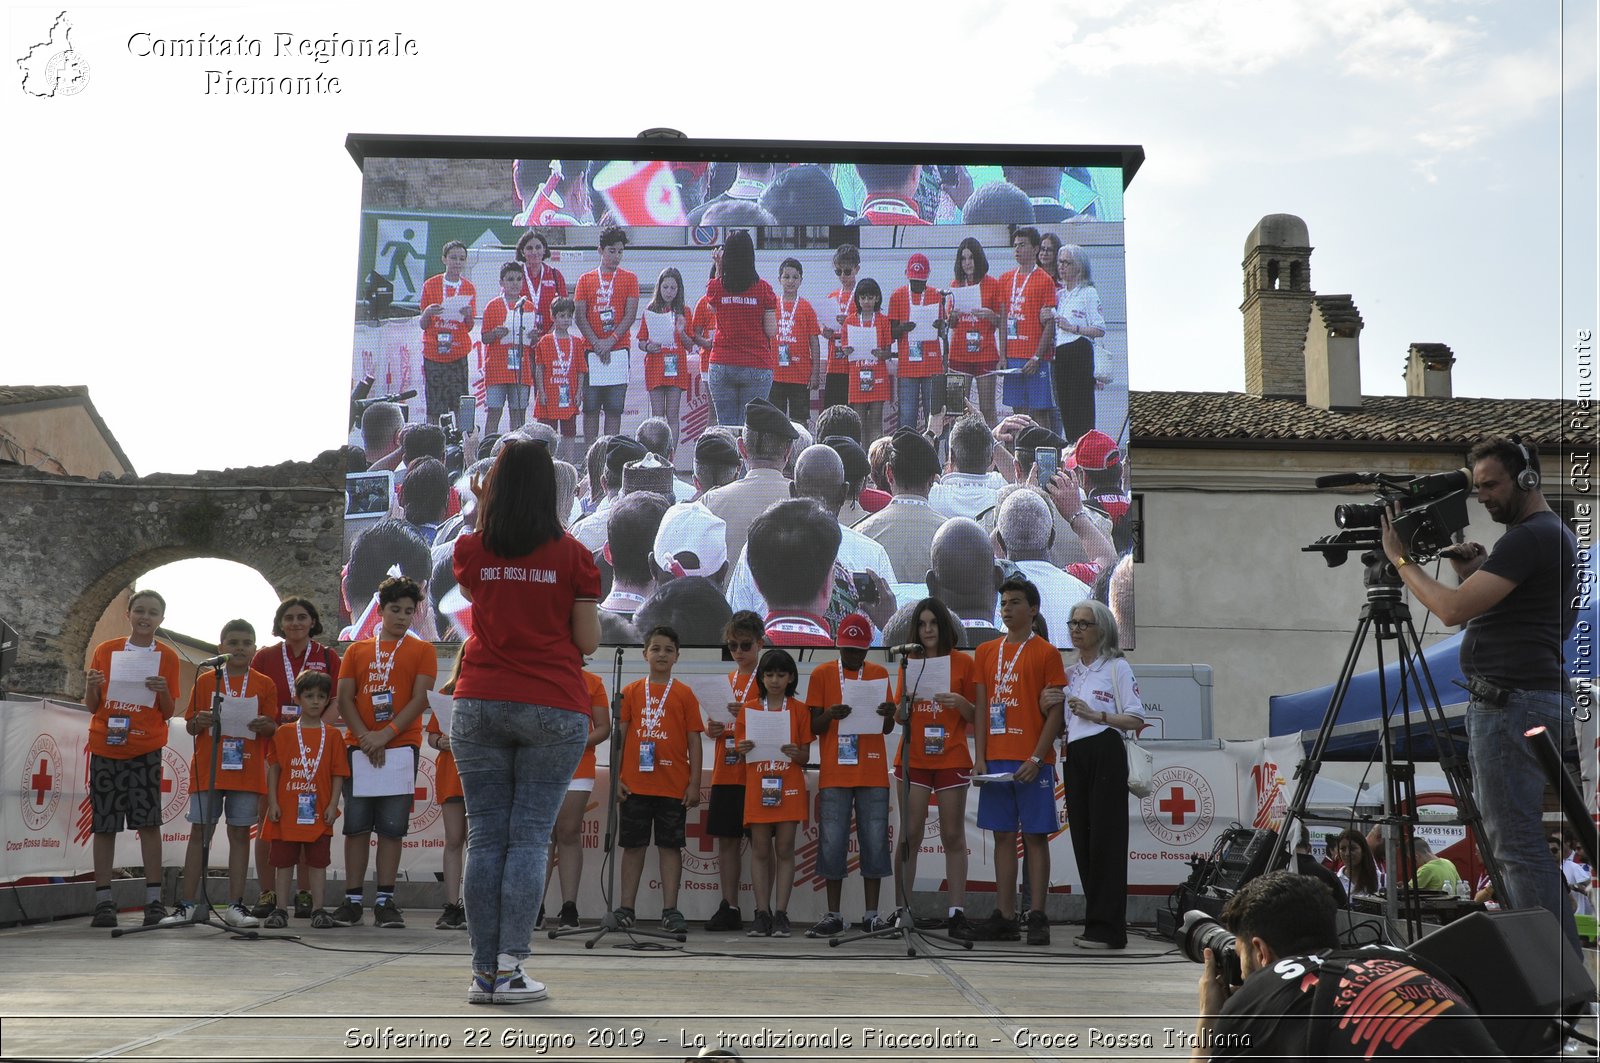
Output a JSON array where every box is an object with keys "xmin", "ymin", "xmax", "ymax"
[
  {"xmin": 492, "ymin": 965, "xmax": 547, "ymax": 1004},
  {"xmin": 222, "ymin": 902, "xmax": 260, "ymax": 928},
  {"xmin": 159, "ymin": 902, "xmax": 195, "ymax": 925}
]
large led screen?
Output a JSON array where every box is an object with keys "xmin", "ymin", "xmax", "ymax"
[{"xmin": 344, "ymin": 154, "xmax": 1133, "ymax": 650}]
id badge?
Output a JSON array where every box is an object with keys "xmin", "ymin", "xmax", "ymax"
[
  {"xmin": 777, "ymin": 343, "xmax": 791, "ymax": 367},
  {"xmin": 1006, "ymin": 317, "xmax": 1020, "ymax": 341},
  {"xmin": 988, "ymin": 700, "xmax": 1007, "ymax": 735},
  {"xmin": 923, "ymin": 725, "xmax": 946, "ymax": 757},
  {"xmin": 599, "ymin": 307, "xmax": 615, "ymax": 331},
  {"xmin": 639, "ymin": 740, "xmax": 656, "ymax": 773},
  {"xmin": 557, "ymin": 382, "xmax": 571, "ymax": 408},
  {"xmin": 837, "ymin": 734, "xmax": 859, "ymax": 766},
  {"xmin": 507, "ymin": 345, "xmax": 522, "ymax": 373},
  {"xmin": 908, "ymin": 343, "xmax": 923, "ymax": 363},
  {"xmin": 760, "ymin": 775, "xmax": 783, "ymax": 808},
  {"xmin": 437, "ymin": 330, "xmax": 454, "ymax": 353},
  {"xmin": 371, "ymin": 690, "xmax": 393, "ymax": 723},
  {"xmin": 859, "ymin": 368, "xmax": 874, "ymax": 391},
  {"xmin": 663, "ymin": 352, "xmax": 678, "ymax": 378},
  {"xmin": 296, "ymin": 792, "xmax": 318, "ymax": 825},
  {"xmin": 966, "ymin": 330, "xmax": 982, "ymax": 354},
  {"xmin": 220, "ymin": 737, "xmax": 245, "ymax": 771},
  {"xmin": 107, "ymin": 716, "xmax": 130, "ymax": 746},
  {"xmin": 281, "ymin": 702, "xmax": 301, "ymax": 720},
  {"xmin": 723, "ymin": 737, "xmax": 741, "ymax": 766}
]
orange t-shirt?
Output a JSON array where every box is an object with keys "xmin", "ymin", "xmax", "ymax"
[
  {"xmin": 894, "ymin": 650, "xmax": 979, "ymax": 771},
  {"xmin": 843, "ymin": 311, "xmax": 894, "ymax": 404},
  {"xmin": 264, "ymin": 722, "xmax": 350, "ymax": 842},
  {"xmin": 637, "ymin": 307, "xmax": 690, "ymax": 391},
  {"xmin": 949, "ymin": 275, "xmax": 1003, "ymax": 370},
  {"xmin": 972, "ymin": 635, "xmax": 1066, "ymax": 764},
  {"xmin": 533, "ymin": 331, "xmax": 583, "ymax": 421},
  {"xmin": 87, "ymin": 638, "xmax": 182, "ymax": 759},
  {"xmin": 737, "ymin": 696, "xmax": 812, "ymax": 825},
  {"xmin": 481, "ymin": 295, "xmax": 536, "ymax": 387},
  {"xmin": 574, "ymin": 671, "xmax": 609, "ymax": 782},
  {"xmin": 424, "ymin": 713, "xmax": 461, "ymax": 802},
  {"xmin": 573, "ymin": 267, "xmax": 640, "ymax": 345},
  {"xmin": 619, "ymin": 677, "xmax": 704, "ymax": 799},
  {"xmin": 998, "ymin": 268, "xmax": 1056, "ymax": 362},
  {"xmin": 773, "ymin": 295, "xmax": 822, "ymax": 385},
  {"xmin": 186, "ymin": 667, "xmax": 280, "ymax": 793},
  {"xmin": 889, "ymin": 286, "xmax": 945, "ymax": 379},
  {"xmin": 710, "ymin": 670, "xmax": 762, "ymax": 786},
  {"xmin": 421, "ymin": 273, "xmax": 476, "ymax": 363},
  {"xmin": 805, "ymin": 660, "xmax": 891, "ymax": 789},
  {"xmin": 341, "ymin": 635, "xmax": 437, "ymax": 751},
  {"xmin": 692, "ymin": 294, "xmax": 717, "ymax": 350}
]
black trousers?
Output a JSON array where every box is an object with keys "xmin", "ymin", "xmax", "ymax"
[
  {"xmin": 1053, "ymin": 337, "xmax": 1096, "ymax": 443},
  {"xmin": 822, "ymin": 371, "xmax": 849, "ymax": 410},
  {"xmin": 1063, "ymin": 727, "xmax": 1129, "ymax": 946}
]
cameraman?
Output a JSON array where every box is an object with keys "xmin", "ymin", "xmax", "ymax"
[
  {"xmin": 1379, "ymin": 437, "xmax": 1582, "ymax": 956},
  {"xmin": 1192, "ymin": 871, "xmax": 1503, "ymax": 1060}
]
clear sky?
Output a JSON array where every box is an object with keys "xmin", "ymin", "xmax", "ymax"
[{"xmin": 7, "ymin": 0, "xmax": 1594, "ymax": 645}]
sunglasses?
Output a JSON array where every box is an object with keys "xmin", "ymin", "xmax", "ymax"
[{"xmin": 725, "ymin": 639, "xmax": 757, "ymax": 652}]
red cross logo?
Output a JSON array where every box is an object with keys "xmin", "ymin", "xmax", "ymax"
[
  {"xmin": 414, "ymin": 783, "xmax": 429, "ymax": 803},
  {"xmin": 1160, "ymin": 786, "xmax": 1198, "ymax": 826},
  {"xmin": 31, "ymin": 759, "xmax": 53, "ymax": 805},
  {"xmin": 161, "ymin": 775, "xmax": 174, "ymax": 795},
  {"xmin": 685, "ymin": 807, "xmax": 717, "ymax": 855}
]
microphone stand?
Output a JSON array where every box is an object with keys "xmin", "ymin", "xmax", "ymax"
[
  {"xmin": 830, "ymin": 647, "xmax": 969, "ymax": 956},
  {"xmin": 550, "ymin": 647, "xmax": 683, "ymax": 948},
  {"xmin": 117, "ymin": 658, "xmax": 258, "ymax": 940}
]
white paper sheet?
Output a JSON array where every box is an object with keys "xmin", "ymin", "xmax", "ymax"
[
  {"xmin": 106, "ymin": 650, "xmax": 159, "ymax": 707},
  {"xmin": 908, "ymin": 301, "xmax": 940, "ymax": 337},
  {"xmin": 586, "ymin": 346, "xmax": 629, "ymax": 386},
  {"xmin": 440, "ymin": 293, "xmax": 472, "ymax": 325},
  {"xmin": 218, "ymin": 696, "xmax": 258, "ymax": 738},
  {"xmin": 903, "ymin": 655, "xmax": 952, "ymax": 703},
  {"xmin": 643, "ymin": 310, "xmax": 677, "ymax": 350},
  {"xmin": 970, "ymin": 771, "xmax": 1015, "ymax": 784},
  {"xmin": 837, "ymin": 678, "xmax": 890, "ymax": 735},
  {"xmin": 426, "ymin": 690, "xmax": 453, "ymax": 735},
  {"xmin": 351, "ymin": 745, "xmax": 416, "ymax": 797},
  {"xmin": 846, "ymin": 323, "xmax": 879, "ymax": 361},
  {"xmin": 681, "ymin": 673, "xmax": 740, "ymax": 727},
  {"xmin": 743, "ymin": 708, "xmax": 793, "ymax": 765},
  {"xmin": 948, "ymin": 286, "xmax": 981, "ymax": 313}
]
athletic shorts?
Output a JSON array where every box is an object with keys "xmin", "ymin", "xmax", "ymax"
[
  {"xmin": 894, "ymin": 765, "xmax": 971, "ymax": 793},
  {"xmin": 705, "ymin": 783, "xmax": 748, "ymax": 839},
  {"xmin": 618, "ymin": 792, "xmax": 686, "ymax": 849},
  {"xmin": 89, "ymin": 751, "xmax": 163, "ymax": 834},
  {"xmin": 269, "ymin": 836, "xmax": 333, "ymax": 869},
  {"xmin": 975, "ymin": 759, "xmax": 1058, "ymax": 835}
]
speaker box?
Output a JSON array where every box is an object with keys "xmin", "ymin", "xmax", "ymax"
[{"xmin": 1410, "ymin": 907, "xmax": 1596, "ymax": 1059}]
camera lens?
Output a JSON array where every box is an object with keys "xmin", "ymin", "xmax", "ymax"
[
  {"xmin": 1334, "ymin": 502, "xmax": 1385, "ymax": 530},
  {"xmin": 1177, "ymin": 910, "xmax": 1243, "ymax": 985}
]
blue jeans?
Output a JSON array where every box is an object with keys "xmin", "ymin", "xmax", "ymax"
[
  {"xmin": 1466, "ymin": 686, "xmax": 1582, "ymax": 957},
  {"xmin": 898, "ymin": 376, "xmax": 938, "ymax": 433},
  {"xmin": 451, "ymin": 699, "xmax": 587, "ymax": 971},
  {"xmin": 709, "ymin": 363, "xmax": 774, "ymax": 426},
  {"xmin": 817, "ymin": 786, "xmax": 891, "ymax": 880}
]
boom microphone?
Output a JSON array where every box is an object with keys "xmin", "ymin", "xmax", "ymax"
[
  {"xmin": 887, "ymin": 644, "xmax": 926, "ymax": 657},
  {"xmin": 196, "ymin": 654, "xmax": 231, "ymax": 668}
]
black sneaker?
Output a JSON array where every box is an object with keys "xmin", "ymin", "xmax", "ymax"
[
  {"xmin": 983, "ymin": 910, "xmax": 1020, "ymax": 942},
  {"xmin": 611, "ymin": 906, "xmax": 635, "ymax": 929},
  {"xmin": 557, "ymin": 901, "xmax": 579, "ymax": 928},
  {"xmin": 435, "ymin": 902, "xmax": 466, "ymax": 930},
  {"xmin": 309, "ymin": 908, "xmax": 336, "ymax": 929},
  {"xmin": 947, "ymin": 910, "xmax": 975, "ymax": 939},
  {"xmin": 250, "ymin": 891, "xmax": 278, "ymax": 920},
  {"xmin": 294, "ymin": 890, "xmax": 313, "ymax": 919},
  {"xmin": 264, "ymin": 908, "xmax": 290, "ymax": 929},
  {"xmin": 772, "ymin": 910, "xmax": 792, "ymax": 938},
  {"xmin": 1026, "ymin": 909, "xmax": 1050, "ymax": 946},
  {"xmin": 142, "ymin": 900, "xmax": 168, "ymax": 926},
  {"xmin": 747, "ymin": 909, "xmax": 773, "ymax": 937},
  {"xmin": 704, "ymin": 899, "xmax": 743, "ymax": 932},
  {"xmin": 374, "ymin": 898, "xmax": 405, "ymax": 928},
  {"xmin": 91, "ymin": 901, "xmax": 118, "ymax": 928},
  {"xmin": 805, "ymin": 914, "xmax": 845, "ymax": 938},
  {"xmin": 329, "ymin": 899, "xmax": 363, "ymax": 927}
]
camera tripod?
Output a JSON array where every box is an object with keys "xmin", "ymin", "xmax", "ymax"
[{"xmin": 1270, "ymin": 551, "xmax": 1507, "ymax": 944}]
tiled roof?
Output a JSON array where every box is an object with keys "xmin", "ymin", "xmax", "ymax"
[
  {"xmin": 1130, "ymin": 391, "xmax": 1566, "ymax": 448},
  {"xmin": 0, "ymin": 385, "xmax": 88, "ymax": 407}
]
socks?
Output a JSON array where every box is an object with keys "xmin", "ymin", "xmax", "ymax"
[
  {"xmin": 949, "ymin": 906, "xmax": 963, "ymax": 918},
  {"xmin": 346, "ymin": 890, "xmax": 362, "ymax": 904},
  {"xmin": 95, "ymin": 887, "xmax": 112, "ymax": 904},
  {"xmin": 863, "ymin": 909, "xmax": 877, "ymax": 922},
  {"xmin": 497, "ymin": 952, "xmax": 521, "ymax": 971},
  {"xmin": 146, "ymin": 883, "xmax": 162, "ymax": 904},
  {"xmin": 827, "ymin": 910, "xmax": 841, "ymax": 920},
  {"xmin": 376, "ymin": 887, "xmax": 394, "ymax": 905}
]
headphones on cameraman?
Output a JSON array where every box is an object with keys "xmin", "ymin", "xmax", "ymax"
[{"xmin": 1509, "ymin": 434, "xmax": 1541, "ymax": 492}]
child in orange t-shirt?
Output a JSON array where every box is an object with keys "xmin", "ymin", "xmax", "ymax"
[
  {"xmin": 263, "ymin": 670, "xmax": 349, "ymax": 928},
  {"xmin": 838, "ymin": 278, "xmax": 895, "ymax": 444},
  {"xmin": 770, "ymin": 258, "xmax": 823, "ymax": 425},
  {"xmin": 479, "ymin": 261, "xmax": 536, "ymax": 436},
  {"xmin": 701, "ymin": 611, "xmax": 764, "ymax": 932},
  {"xmin": 427, "ymin": 646, "xmax": 468, "ymax": 929},
  {"xmin": 735, "ymin": 648, "xmax": 813, "ymax": 939},
  {"xmin": 165, "ymin": 619, "xmax": 280, "ymax": 928},
  {"xmin": 544, "ymin": 668, "xmax": 611, "ymax": 929},
  {"xmin": 614, "ymin": 626, "xmax": 703, "ymax": 933},
  {"xmin": 418, "ymin": 239, "xmax": 477, "ymax": 423},
  {"xmin": 533, "ymin": 296, "xmax": 584, "ymax": 466},
  {"xmin": 638, "ymin": 267, "xmax": 694, "ymax": 445},
  {"xmin": 819, "ymin": 244, "xmax": 861, "ymax": 409}
]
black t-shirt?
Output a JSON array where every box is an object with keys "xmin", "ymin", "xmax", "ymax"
[
  {"xmin": 1460, "ymin": 510, "xmax": 1576, "ymax": 691},
  {"xmin": 1210, "ymin": 946, "xmax": 1505, "ymax": 1060}
]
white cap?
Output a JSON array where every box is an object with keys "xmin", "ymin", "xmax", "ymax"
[{"xmin": 652, "ymin": 502, "xmax": 728, "ymax": 578}]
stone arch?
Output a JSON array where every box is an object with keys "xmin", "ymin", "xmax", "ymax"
[
  {"xmin": 1289, "ymin": 260, "xmax": 1304, "ymax": 290},
  {"xmin": 1266, "ymin": 259, "xmax": 1280, "ymax": 290}
]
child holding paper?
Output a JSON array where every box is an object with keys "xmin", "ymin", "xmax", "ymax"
[
  {"xmin": 165, "ymin": 619, "xmax": 280, "ymax": 927},
  {"xmin": 888, "ymin": 254, "xmax": 947, "ymax": 435},
  {"xmin": 837, "ymin": 277, "xmax": 894, "ymax": 444},
  {"xmin": 701, "ymin": 611, "xmax": 764, "ymax": 932},
  {"xmin": 418, "ymin": 239, "xmax": 477, "ymax": 423},
  {"xmin": 427, "ymin": 647, "xmax": 467, "ymax": 929},
  {"xmin": 803, "ymin": 614, "xmax": 895, "ymax": 938},
  {"xmin": 638, "ymin": 267, "xmax": 694, "ymax": 448},
  {"xmin": 335, "ymin": 575, "xmax": 437, "ymax": 929},
  {"xmin": 735, "ymin": 648, "xmax": 812, "ymax": 938},
  {"xmin": 533, "ymin": 296, "xmax": 584, "ymax": 466},
  {"xmin": 262, "ymin": 670, "xmax": 348, "ymax": 929},
  {"xmin": 479, "ymin": 261, "xmax": 536, "ymax": 436}
]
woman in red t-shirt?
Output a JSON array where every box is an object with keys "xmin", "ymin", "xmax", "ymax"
[
  {"xmin": 449, "ymin": 439, "xmax": 601, "ymax": 1003},
  {"xmin": 948, "ymin": 237, "xmax": 1004, "ymax": 426},
  {"xmin": 703, "ymin": 229, "xmax": 778, "ymax": 427}
]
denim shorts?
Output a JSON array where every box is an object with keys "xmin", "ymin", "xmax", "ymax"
[
  {"xmin": 976, "ymin": 759, "xmax": 1058, "ymax": 834},
  {"xmin": 584, "ymin": 382, "xmax": 627, "ymax": 417},
  {"xmin": 817, "ymin": 786, "xmax": 891, "ymax": 880},
  {"xmin": 188, "ymin": 789, "xmax": 261, "ymax": 827},
  {"xmin": 485, "ymin": 382, "xmax": 529, "ymax": 410},
  {"xmin": 343, "ymin": 788, "xmax": 413, "ymax": 839}
]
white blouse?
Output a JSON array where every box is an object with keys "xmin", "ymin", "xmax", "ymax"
[{"xmin": 1065, "ymin": 654, "xmax": 1144, "ymax": 744}]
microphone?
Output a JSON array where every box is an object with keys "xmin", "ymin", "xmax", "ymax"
[
  {"xmin": 1399, "ymin": 468, "xmax": 1470, "ymax": 499},
  {"xmin": 887, "ymin": 644, "xmax": 926, "ymax": 657},
  {"xmin": 196, "ymin": 654, "xmax": 231, "ymax": 668},
  {"xmin": 1314, "ymin": 472, "xmax": 1376, "ymax": 489}
]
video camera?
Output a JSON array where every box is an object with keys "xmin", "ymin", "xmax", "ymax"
[{"xmin": 1304, "ymin": 468, "xmax": 1471, "ymax": 567}]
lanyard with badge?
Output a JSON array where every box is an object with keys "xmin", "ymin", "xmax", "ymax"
[
  {"xmin": 991, "ymin": 636, "xmax": 1032, "ymax": 735},
  {"xmin": 106, "ymin": 637, "xmax": 156, "ymax": 746},
  {"xmin": 857, "ymin": 313, "xmax": 877, "ymax": 391},
  {"xmin": 1007, "ymin": 270, "xmax": 1030, "ymax": 342},
  {"xmin": 219, "ymin": 669, "xmax": 252, "ymax": 771},
  {"xmin": 553, "ymin": 334, "xmax": 574, "ymax": 408},
  {"xmin": 777, "ymin": 295, "xmax": 799, "ymax": 368},
  {"xmin": 637, "ymin": 678, "xmax": 672, "ymax": 773},
  {"xmin": 507, "ymin": 298, "xmax": 525, "ymax": 374},
  {"xmin": 369, "ymin": 639, "xmax": 400, "ymax": 725},
  {"xmin": 294, "ymin": 721, "xmax": 328, "ymax": 824},
  {"xmin": 958, "ymin": 282, "xmax": 984, "ymax": 354},
  {"xmin": 726, "ymin": 672, "xmax": 754, "ymax": 765},
  {"xmin": 279, "ymin": 642, "xmax": 315, "ymax": 719},
  {"xmin": 522, "ymin": 262, "xmax": 547, "ymax": 332},
  {"xmin": 596, "ymin": 271, "xmax": 617, "ymax": 333},
  {"xmin": 837, "ymin": 666, "xmax": 863, "ymax": 765},
  {"xmin": 437, "ymin": 278, "xmax": 461, "ymax": 353}
]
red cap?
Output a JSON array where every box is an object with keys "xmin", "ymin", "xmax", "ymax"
[
  {"xmin": 1072, "ymin": 429, "xmax": 1122, "ymax": 471},
  {"xmin": 904, "ymin": 254, "xmax": 931, "ymax": 280},
  {"xmin": 835, "ymin": 612, "xmax": 873, "ymax": 649}
]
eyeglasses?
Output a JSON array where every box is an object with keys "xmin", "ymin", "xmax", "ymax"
[
  {"xmin": 725, "ymin": 639, "xmax": 757, "ymax": 652},
  {"xmin": 1066, "ymin": 619, "xmax": 1098, "ymax": 630},
  {"xmin": 834, "ymin": 268, "xmax": 856, "ymax": 277}
]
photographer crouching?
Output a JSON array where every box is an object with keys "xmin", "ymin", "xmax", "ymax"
[
  {"xmin": 1378, "ymin": 437, "xmax": 1583, "ymax": 959},
  {"xmin": 1189, "ymin": 872, "xmax": 1503, "ymax": 1060}
]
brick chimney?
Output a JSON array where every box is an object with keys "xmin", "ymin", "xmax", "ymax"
[
  {"xmin": 1241, "ymin": 214, "xmax": 1314, "ymax": 398},
  {"xmin": 1304, "ymin": 295, "xmax": 1363, "ymax": 410},
  {"xmin": 1405, "ymin": 343, "xmax": 1455, "ymax": 398}
]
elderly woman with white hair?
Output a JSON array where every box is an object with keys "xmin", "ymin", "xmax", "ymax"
[
  {"xmin": 1056, "ymin": 597, "xmax": 1144, "ymax": 949},
  {"xmin": 1042, "ymin": 244, "xmax": 1106, "ymax": 441}
]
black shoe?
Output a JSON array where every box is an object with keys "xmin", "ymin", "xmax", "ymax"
[
  {"xmin": 374, "ymin": 898, "xmax": 405, "ymax": 928},
  {"xmin": 250, "ymin": 891, "xmax": 278, "ymax": 920},
  {"xmin": 747, "ymin": 909, "xmax": 773, "ymax": 937},
  {"xmin": 294, "ymin": 890, "xmax": 313, "ymax": 919},
  {"xmin": 611, "ymin": 906, "xmax": 635, "ymax": 929},
  {"xmin": 329, "ymin": 899, "xmax": 363, "ymax": 927},
  {"xmin": 435, "ymin": 902, "xmax": 466, "ymax": 930},
  {"xmin": 983, "ymin": 910, "xmax": 1020, "ymax": 942},
  {"xmin": 142, "ymin": 900, "xmax": 168, "ymax": 926},
  {"xmin": 91, "ymin": 900, "xmax": 118, "ymax": 928},
  {"xmin": 557, "ymin": 901, "xmax": 579, "ymax": 928},
  {"xmin": 705, "ymin": 899, "xmax": 743, "ymax": 932},
  {"xmin": 264, "ymin": 908, "xmax": 290, "ymax": 929},
  {"xmin": 772, "ymin": 911, "xmax": 792, "ymax": 937},
  {"xmin": 1026, "ymin": 909, "xmax": 1050, "ymax": 946}
]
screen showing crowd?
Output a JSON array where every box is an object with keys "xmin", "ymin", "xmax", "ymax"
[{"xmin": 344, "ymin": 157, "xmax": 1133, "ymax": 650}]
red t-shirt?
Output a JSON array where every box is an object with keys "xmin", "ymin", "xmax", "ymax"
[
  {"xmin": 481, "ymin": 295, "xmax": 536, "ymax": 386},
  {"xmin": 264, "ymin": 722, "xmax": 350, "ymax": 842},
  {"xmin": 637, "ymin": 306, "xmax": 690, "ymax": 391},
  {"xmin": 341, "ymin": 636, "xmax": 437, "ymax": 750},
  {"xmin": 573, "ymin": 267, "xmax": 640, "ymax": 346},
  {"xmin": 691, "ymin": 294, "xmax": 717, "ymax": 350},
  {"xmin": 517, "ymin": 261, "xmax": 568, "ymax": 338},
  {"xmin": 843, "ymin": 311, "xmax": 894, "ymax": 404},
  {"xmin": 186, "ymin": 668, "xmax": 280, "ymax": 793},
  {"xmin": 894, "ymin": 650, "xmax": 979, "ymax": 771},
  {"xmin": 949, "ymin": 275, "xmax": 1004, "ymax": 370},
  {"xmin": 618, "ymin": 677, "xmax": 704, "ymax": 799},
  {"xmin": 87, "ymin": 638, "xmax": 182, "ymax": 759},
  {"xmin": 705, "ymin": 276, "xmax": 778, "ymax": 370},
  {"xmin": 533, "ymin": 331, "xmax": 583, "ymax": 421},
  {"xmin": 973, "ymin": 635, "xmax": 1066, "ymax": 763},
  {"xmin": 452, "ymin": 531, "xmax": 601, "ymax": 713},
  {"xmin": 889, "ymin": 285, "xmax": 945, "ymax": 379},
  {"xmin": 805, "ymin": 660, "xmax": 891, "ymax": 789},
  {"xmin": 859, "ymin": 194, "xmax": 930, "ymax": 225},
  {"xmin": 574, "ymin": 672, "xmax": 608, "ymax": 781},
  {"xmin": 998, "ymin": 268, "xmax": 1055, "ymax": 362},
  {"xmin": 250, "ymin": 642, "xmax": 341, "ymax": 723},
  {"xmin": 772, "ymin": 294, "xmax": 822, "ymax": 386},
  {"xmin": 421, "ymin": 273, "xmax": 476, "ymax": 363}
]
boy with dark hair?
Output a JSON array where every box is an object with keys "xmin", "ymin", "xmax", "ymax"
[
  {"xmin": 419, "ymin": 239, "xmax": 477, "ymax": 423},
  {"xmin": 480, "ymin": 260, "xmax": 536, "ymax": 435},
  {"xmin": 574, "ymin": 227, "xmax": 639, "ymax": 442},
  {"xmin": 335, "ymin": 575, "xmax": 437, "ymax": 928},
  {"xmin": 770, "ymin": 257, "xmax": 823, "ymax": 424},
  {"xmin": 164, "ymin": 620, "xmax": 280, "ymax": 926},
  {"xmin": 701, "ymin": 611, "xmax": 764, "ymax": 931},
  {"xmin": 340, "ymin": 518, "xmax": 433, "ymax": 641},
  {"xmin": 855, "ymin": 164, "xmax": 930, "ymax": 225},
  {"xmin": 613, "ymin": 626, "xmax": 703, "ymax": 933},
  {"xmin": 820, "ymin": 245, "xmax": 862, "ymax": 409},
  {"xmin": 533, "ymin": 295, "xmax": 584, "ymax": 466},
  {"xmin": 263, "ymin": 670, "xmax": 349, "ymax": 928},
  {"xmin": 83, "ymin": 589, "xmax": 182, "ymax": 927}
]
